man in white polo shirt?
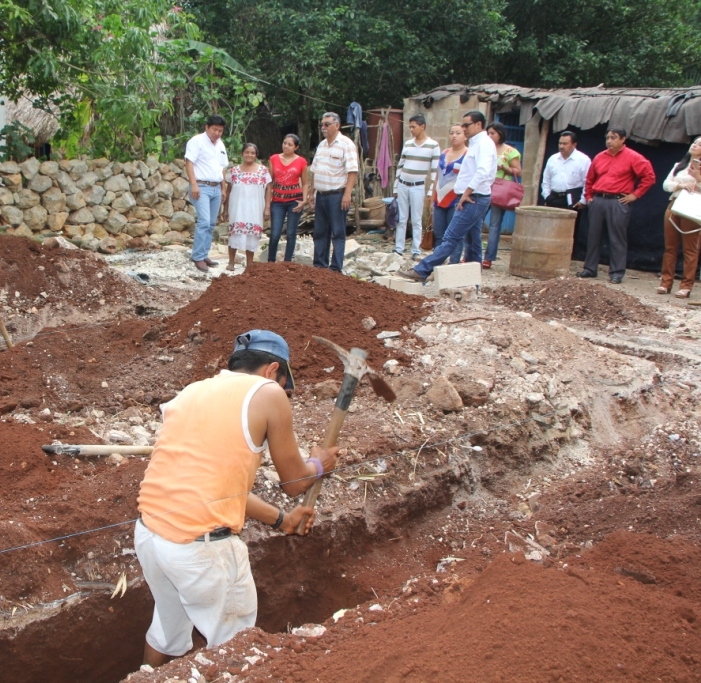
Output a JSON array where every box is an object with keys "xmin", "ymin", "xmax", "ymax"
[
  {"xmin": 309, "ymin": 112, "xmax": 358, "ymax": 272},
  {"xmin": 393, "ymin": 114, "xmax": 440, "ymax": 259},
  {"xmin": 185, "ymin": 115, "xmax": 229, "ymax": 273}
]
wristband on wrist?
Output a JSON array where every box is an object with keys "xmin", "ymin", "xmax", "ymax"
[
  {"xmin": 308, "ymin": 457, "xmax": 324, "ymax": 480},
  {"xmin": 271, "ymin": 508, "xmax": 285, "ymax": 530}
]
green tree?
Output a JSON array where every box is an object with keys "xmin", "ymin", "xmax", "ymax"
[
  {"xmin": 493, "ymin": 0, "xmax": 701, "ymax": 87},
  {"xmin": 1, "ymin": 0, "xmax": 263, "ymax": 160},
  {"xmin": 187, "ymin": 0, "xmax": 512, "ymax": 154}
]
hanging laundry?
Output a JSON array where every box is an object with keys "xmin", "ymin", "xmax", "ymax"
[
  {"xmin": 346, "ymin": 101, "xmax": 369, "ymax": 156},
  {"xmin": 377, "ymin": 122, "xmax": 392, "ymax": 189}
]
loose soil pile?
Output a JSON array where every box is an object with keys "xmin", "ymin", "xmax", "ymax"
[
  {"xmin": 0, "ymin": 235, "xmax": 192, "ymax": 344},
  {"xmin": 251, "ymin": 532, "xmax": 701, "ymax": 683},
  {"xmin": 488, "ymin": 277, "xmax": 668, "ymax": 328},
  {"xmin": 0, "ymin": 259, "xmax": 430, "ymax": 416},
  {"xmin": 160, "ymin": 261, "xmax": 430, "ymax": 385}
]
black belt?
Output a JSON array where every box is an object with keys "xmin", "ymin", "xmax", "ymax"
[
  {"xmin": 593, "ymin": 192, "xmax": 624, "ymax": 199},
  {"xmin": 194, "ymin": 527, "xmax": 232, "ymax": 542},
  {"xmin": 398, "ymin": 179, "xmax": 425, "ymax": 187},
  {"xmin": 550, "ymin": 187, "xmax": 583, "ymax": 197},
  {"xmin": 196, "ymin": 180, "xmax": 221, "ymax": 187},
  {"xmin": 138, "ymin": 516, "xmax": 232, "ymax": 542},
  {"xmin": 316, "ymin": 188, "xmax": 345, "ymax": 196}
]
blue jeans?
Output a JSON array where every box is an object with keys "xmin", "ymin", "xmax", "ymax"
[
  {"xmin": 433, "ymin": 205, "xmax": 464, "ymax": 264},
  {"xmin": 484, "ymin": 205, "xmax": 508, "ymax": 262},
  {"xmin": 190, "ymin": 184, "xmax": 222, "ymax": 262},
  {"xmin": 269, "ymin": 201, "xmax": 301, "ymax": 262},
  {"xmin": 414, "ymin": 194, "xmax": 491, "ymax": 279},
  {"xmin": 313, "ymin": 191, "xmax": 347, "ymax": 272}
]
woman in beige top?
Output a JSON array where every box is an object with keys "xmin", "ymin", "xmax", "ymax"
[{"xmin": 659, "ymin": 137, "xmax": 701, "ymax": 298}]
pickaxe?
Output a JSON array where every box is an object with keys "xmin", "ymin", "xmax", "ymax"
[{"xmin": 296, "ymin": 336, "xmax": 396, "ymax": 533}]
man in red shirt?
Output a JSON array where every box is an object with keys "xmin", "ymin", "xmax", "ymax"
[{"xmin": 577, "ymin": 128, "xmax": 655, "ymax": 284}]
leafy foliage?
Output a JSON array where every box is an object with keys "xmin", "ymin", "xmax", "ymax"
[
  {"xmin": 1, "ymin": 0, "xmax": 263, "ymax": 160},
  {"xmin": 187, "ymin": 0, "xmax": 513, "ymax": 153},
  {"xmin": 190, "ymin": 0, "xmax": 701, "ymax": 150},
  {"xmin": 487, "ymin": 0, "xmax": 701, "ymax": 88},
  {"xmin": 3, "ymin": 0, "xmax": 701, "ymax": 160},
  {"xmin": 0, "ymin": 122, "xmax": 35, "ymax": 162}
]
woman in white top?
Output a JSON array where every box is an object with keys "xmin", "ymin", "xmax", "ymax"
[
  {"xmin": 659, "ymin": 137, "xmax": 701, "ymax": 298},
  {"xmin": 223, "ymin": 143, "xmax": 272, "ymax": 271}
]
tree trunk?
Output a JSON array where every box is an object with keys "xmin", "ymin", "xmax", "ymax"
[{"xmin": 297, "ymin": 96, "xmax": 314, "ymax": 160}]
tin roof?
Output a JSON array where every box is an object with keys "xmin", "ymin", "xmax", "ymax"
[{"xmin": 409, "ymin": 84, "xmax": 701, "ymax": 144}]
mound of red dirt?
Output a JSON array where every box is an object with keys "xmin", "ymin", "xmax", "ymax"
[
  {"xmin": 0, "ymin": 235, "xmax": 144, "ymax": 319},
  {"xmin": 139, "ymin": 531, "xmax": 699, "ymax": 683},
  {"xmin": 161, "ymin": 262, "xmax": 431, "ymax": 385},
  {"xmin": 0, "ymin": 261, "xmax": 431, "ymax": 414},
  {"xmin": 488, "ymin": 277, "xmax": 668, "ymax": 328}
]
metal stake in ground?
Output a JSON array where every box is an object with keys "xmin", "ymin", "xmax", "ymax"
[{"xmin": 295, "ymin": 336, "xmax": 396, "ymax": 534}]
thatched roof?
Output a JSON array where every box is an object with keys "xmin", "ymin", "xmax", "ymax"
[
  {"xmin": 409, "ymin": 84, "xmax": 701, "ymax": 144},
  {"xmin": 4, "ymin": 96, "xmax": 60, "ymax": 145}
]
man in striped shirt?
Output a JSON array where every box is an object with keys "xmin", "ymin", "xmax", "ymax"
[
  {"xmin": 393, "ymin": 114, "xmax": 440, "ymax": 259},
  {"xmin": 309, "ymin": 112, "xmax": 359, "ymax": 272}
]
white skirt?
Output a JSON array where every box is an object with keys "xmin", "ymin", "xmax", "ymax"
[{"xmin": 228, "ymin": 233, "xmax": 260, "ymax": 252}]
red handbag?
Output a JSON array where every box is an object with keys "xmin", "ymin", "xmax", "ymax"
[{"xmin": 490, "ymin": 177, "xmax": 524, "ymax": 210}]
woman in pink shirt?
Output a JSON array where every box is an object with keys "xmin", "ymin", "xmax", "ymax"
[{"xmin": 268, "ymin": 135, "xmax": 308, "ymax": 262}]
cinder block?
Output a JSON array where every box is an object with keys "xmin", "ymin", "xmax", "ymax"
[
  {"xmin": 434, "ymin": 262, "xmax": 482, "ymax": 289},
  {"xmin": 372, "ymin": 276, "xmax": 437, "ymax": 296},
  {"xmin": 374, "ymin": 276, "xmax": 393, "ymax": 290}
]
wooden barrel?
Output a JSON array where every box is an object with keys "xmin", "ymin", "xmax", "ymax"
[{"xmin": 509, "ymin": 206, "xmax": 577, "ymax": 279}]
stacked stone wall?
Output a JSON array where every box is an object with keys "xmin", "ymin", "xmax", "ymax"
[{"xmin": 0, "ymin": 156, "xmax": 198, "ymax": 252}]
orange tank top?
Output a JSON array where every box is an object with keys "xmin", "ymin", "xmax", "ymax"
[{"xmin": 138, "ymin": 371, "xmax": 272, "ymax": 543}]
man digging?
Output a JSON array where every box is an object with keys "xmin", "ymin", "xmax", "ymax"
[{"xmin": 135, "ymin": 330, "xmax": 339, "ymax": 668}]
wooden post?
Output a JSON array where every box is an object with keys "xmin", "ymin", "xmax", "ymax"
[
  {"xmin": 354, "ymin": 128, "xmax": 363, "ymax": 233},
  {"xmin": 521, "ymin": 113, "xmax": 550, "ymax": 206},
  {"xmin": 0, "ymin": 317, "xmax": 13, "ymax": 349}
]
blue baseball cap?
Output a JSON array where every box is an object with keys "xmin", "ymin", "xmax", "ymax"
[{"xmin": 234, "ymin": 330, "xmax": 294, "ymax": 391}]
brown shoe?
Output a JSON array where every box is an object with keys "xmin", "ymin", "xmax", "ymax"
[
  {"xmin": 204, "ymin": 258, "xmax": 219, "ymax": 266},
  {"xmin": 397, "ymin": 269, "xmax": 425, "ymax": 282},
  {"xmin": 193, "ymin": 260, "xmax": 209, "ymax": 272}
]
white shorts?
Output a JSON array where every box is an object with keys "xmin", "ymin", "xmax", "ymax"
[
  {"xmin": 228, "ymin": 233, "xmax": 260, "ymax": 252},
  {"xmin": 134, "ymin": 520, "xmax": 257, "ymax": 656}
]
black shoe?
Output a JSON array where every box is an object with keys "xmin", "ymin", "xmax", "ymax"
[
  {"xmin": 610, "ymin": 276, "xmax": 622, "ymax": 284},
  {"xmin": 576, "ymin": 270, "xmax": 596, "ymax": 278}
]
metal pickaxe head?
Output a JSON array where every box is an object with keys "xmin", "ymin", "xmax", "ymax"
[
  {"xmin": 295, "ymin": 336, "xmax": 395, "ymax": 534},
  {"xmin": 313, "ymin": 336, "xmax": 396, "ymax": 403}
]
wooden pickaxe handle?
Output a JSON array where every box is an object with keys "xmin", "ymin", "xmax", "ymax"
[
  {"xmin": 295, "ymin": 371, "xmax": 360, "ymax": 533},
  {"xmin": 42, "ymin": 444, "xmax": 154, "ymax": 457},
  {"xmin": 0, "ymin": 317, "xmax": 14, "ymax": 349}
]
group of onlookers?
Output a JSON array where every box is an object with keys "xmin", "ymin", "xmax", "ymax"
[
  {"xmin": 184, "ymin": 112, "xmax": 356, "ymax": 275},
  {"xmin": 185, "ymin": 112, "xmax": 701, "ymax": 298}
]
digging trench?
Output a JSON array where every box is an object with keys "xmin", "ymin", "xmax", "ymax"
[{"xmin": 0, "ymin": 450, "xmax": 474, "ymax": 683}]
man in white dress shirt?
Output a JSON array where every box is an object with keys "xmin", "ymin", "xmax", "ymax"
[
  {"xmin": 541, "ymin": 131, "xmax": 591, "ymax": 209},
  {"xmin": 398, "ymin": 110, "xmax": 497, "ymax": 282},
  {"xmin": 185, "ymin": 115, "xmax": 229, "ymax": 273}
]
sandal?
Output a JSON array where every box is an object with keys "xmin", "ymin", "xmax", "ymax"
[
  {"xmin": 482, "ymin": 260, "xmax": 492, "ymax": 269},
  {"xmin": 656, "ymin": 286, "xmax": 670, "ymax": 294},
  {"xmin": 675, "ymin": 289, "xmax": 691, "ymax": 299}
]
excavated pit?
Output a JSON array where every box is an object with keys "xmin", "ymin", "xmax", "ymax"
[
  {"xmin": 2, "ymin": 235, "xmax": 700, "ymax": 683},
  {"xmin": 0, "ymin": 453, "xmax": 470, "ymax": 683}
]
